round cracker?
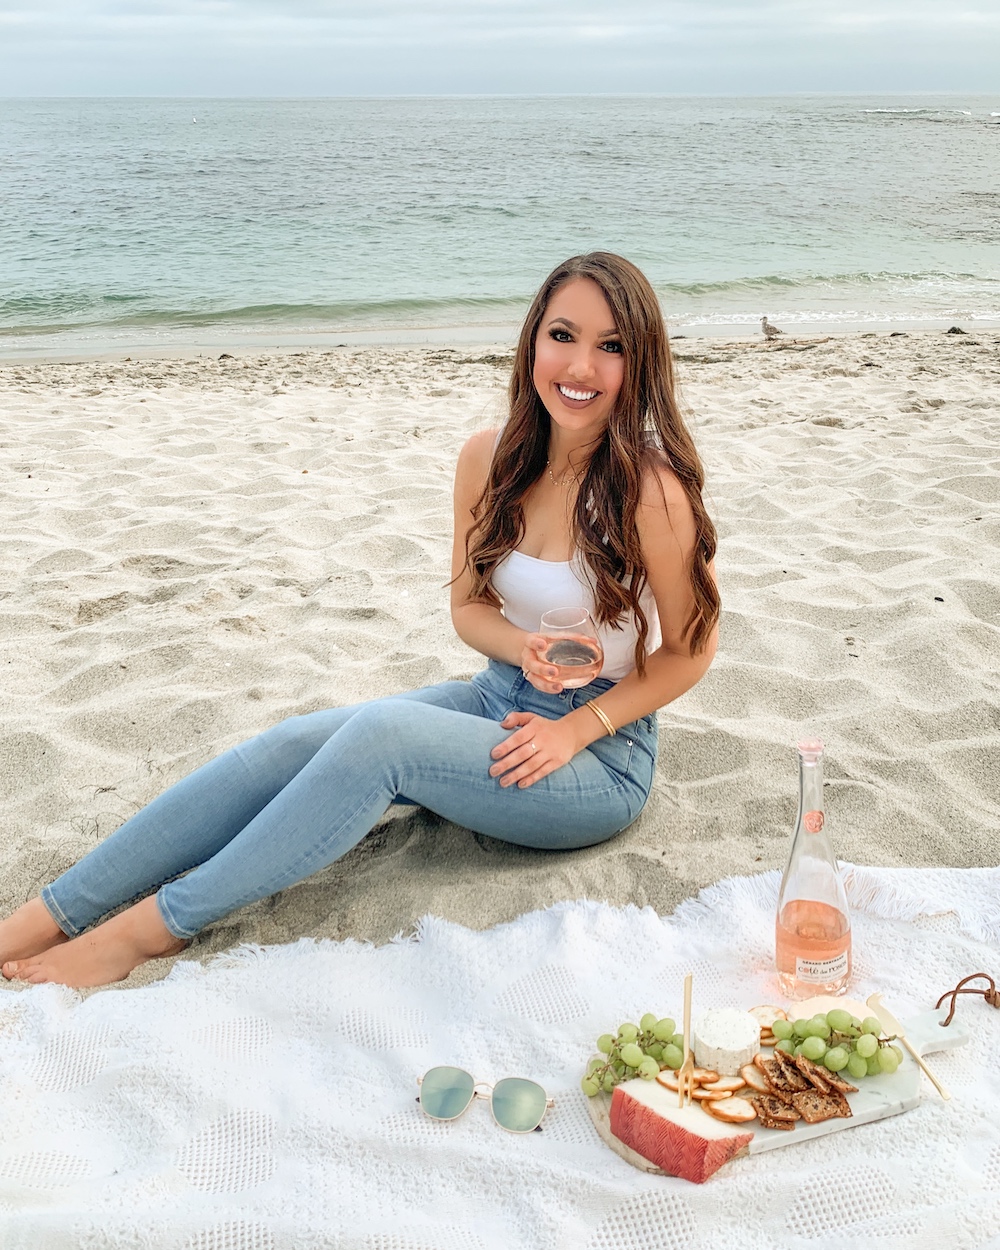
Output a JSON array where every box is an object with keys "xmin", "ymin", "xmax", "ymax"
[
  {"xmin": 655, "ymin": 1070, "xmax": 684, "ymax": 1091},
  {"xmin": 749, "ymin": 1005, "xmax": 787, "ymax": 1028},
  {"xmin": 701, "ymin": 1076, "xmax": 746, "ymax": 1093},
  {"xmin": 703, "ymin": 1097, "xmax": 758, "ymax": 1124}
]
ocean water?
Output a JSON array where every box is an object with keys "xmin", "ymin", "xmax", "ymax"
[{"xmin": 2, "ymin": 94, "xmax": 999, "ymax": 356}]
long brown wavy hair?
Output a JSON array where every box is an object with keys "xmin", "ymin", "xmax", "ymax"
[{"xmin": 463, "ymin": 252, "xmax": 719, "ymax": 673}]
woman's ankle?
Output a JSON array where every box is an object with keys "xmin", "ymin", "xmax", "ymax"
[{"xmin": 0, "ymin": 897, "xmax": 70, "ymax": 963}]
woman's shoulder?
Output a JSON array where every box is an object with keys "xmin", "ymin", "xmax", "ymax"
[
  {"xmin": 456, "ymin": 426, "xmax": 500, "ymax": 475},
  {"xmin": 461, "ymin": 426, "xmax": 501, "ymax": 456},
  {"xmin": 635, "ymin": 451, "xmax": 697, "ymax": 549},
  {"xmin": 454, "ymin": 427, "xmax": 500, "ymax": 500},
  {"xmin": 636, "ymin": 448, "xmax": 689, "ymax": 510}
]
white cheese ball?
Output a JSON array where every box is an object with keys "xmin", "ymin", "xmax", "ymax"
[{"xmin": 693, "ymin": 1008, "xmax": 761, "ymax": 1076}]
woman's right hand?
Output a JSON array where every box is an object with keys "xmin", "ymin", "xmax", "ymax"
[{"xmin": 520, "ymin": 633, "xmax": 563, "ymax": 694}]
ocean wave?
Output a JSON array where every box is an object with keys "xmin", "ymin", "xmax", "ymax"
[
  {"xmin": 863, "ymin": 108, "xmax": 974, "ymax": 118},
  {"xmin": 656, "ymin": 270, "xmax": 995, "ymax": 298},
  {"xmin": 0, "ymin": 294, "xmax": 529, "ymax": 338},
  {"xmin": 3, "ymin": 273, "xmax": 998, "ymax": 342}
]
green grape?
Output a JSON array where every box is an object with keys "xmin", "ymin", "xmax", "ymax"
[
  {"xmin": 640, "ymin": 1013, "xmax": 658, "ymax": 1033},
  {"xmin": 638, "ymin": 1057, "xmax": 660, "ymax": 1080},
  {"xmin": 792, "ymin": 1019, "xmax": 810, "ymax": 1037},
  {"xmin": 618, "ymin": 1023, "xmax": 639, "ymax": 1043},
  {"xmin": 824, "ymin": 1046, "xmax": 849, "ymax": 1072},
  {"xmin": 847, "ymin": 1053, "xmax": 869, "ymax": 1080},
  {"xmin": 850, "ymin": 1017, "xmax": 863, "ymax": 1030},
  {"xmin": 877, "ymin": 1047, "xmax": 899, "ymax": 1074},
  {"xmin": 596, "ymin": 1033, "xmax": 615, "ymax": 1055},
  {"xmin": 653, "ymin": 1018, "xmax": 676, "ymax": 1042},
  {"xmin": 581, "ymin": 1076, "xmax": 600, "ymax": 1096},
  {"xmin": 855, "ymin": 1033, "xmax": 878, "ymax": 1059},
  {"xmin": 602, "ymin": 1071, "xmax": 618, "ymax": 1093},
  {"xmin": 613, "ymin": 1062, "xmax": 626, "ymax": 1076},
  {"xmin": 801, "ymin": 1036, "xmax": 827, "ymax": 1061},
  {"xmin": 620, "ymin": 1042, "xmax": 644, "ymax": 1068},
  {"xmin": 661, "ymin": 1044, "xmax": 683, "ymax": 1069},
  {"xmin": 861, "ymin": 1017, "xmax": 882, "ymax": 1036},
  {"xmin": 771, "ymin": 1019, "xmax": 794, "ymax": 1041},
  {"xmin": 670, "ymin": 1033, "xmax": 685, "ymax": 1050},
  {"xmin": 645, "ymin": 1043, "xmax": 663, "ymax": 1061},
  {"xmin": 793, "ymin": 1043, "xmax": 806, "ymax": 1057},
  {"xmin": 890, "ymin": 1045, "xmax": 904, "ymax": 1064},
  {"xmin": 587, "ymin": 1057, "xmax": 604, "ymax": 1075},
  {"xmin": 826, "ymin": 1009, "xmax": 853, "ymax": 1032},
  {"xmin": 805, "ymin": 1019, "xmax": 831, "ymax": 1039},
  {"xmin": 776, "ymin": 1039, "xmax": 797, "ymax": 1055}
]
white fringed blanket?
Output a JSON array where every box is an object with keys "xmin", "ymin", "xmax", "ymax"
[{"xmin": 1, "ymin": 865, "xmax": 998, "ymax": 1250}]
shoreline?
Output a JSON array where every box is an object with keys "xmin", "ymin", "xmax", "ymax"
[{"xmin": 2, "ymin": 316, "xmax": 999, "ymax": 366}]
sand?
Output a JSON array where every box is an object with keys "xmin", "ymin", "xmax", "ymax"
[{"xmin": 0, "ymin": 332, "xmax": 997, "ymax": 990}]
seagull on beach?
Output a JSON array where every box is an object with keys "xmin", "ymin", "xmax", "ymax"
[{"xmin": 761, "ymin": 316, "xmax": 784, "ymax": 340}]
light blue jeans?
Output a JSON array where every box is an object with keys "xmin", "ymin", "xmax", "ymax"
[{"xmin": 41, "ymin": 660, "xmax": 658, "ymax": 940}]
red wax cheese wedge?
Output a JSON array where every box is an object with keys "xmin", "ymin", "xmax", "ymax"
[{"xmin": 610, "ymin": 1079, "xmax": 754, "ymax": 1183}]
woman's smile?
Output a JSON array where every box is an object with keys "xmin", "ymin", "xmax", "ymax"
[{"xmin": 554, "ymin": 382, "xmax": 601, "ymax": 407}]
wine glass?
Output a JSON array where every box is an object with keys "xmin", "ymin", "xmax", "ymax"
[{"xmin": 538, "ymin": 607, "xmax": 604, "ymax": 689}]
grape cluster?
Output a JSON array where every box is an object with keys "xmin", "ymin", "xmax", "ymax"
[
  {"xmin": 580, "ymin": 1012, "xmax": 682, "ymax": 1097},
  {"xmin": 772, "ymin": 1009, "xmax": 903, "ymax": 1079}
]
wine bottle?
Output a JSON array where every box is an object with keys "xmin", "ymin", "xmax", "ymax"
[{"xmin": 775, "ymin": 738, "xmax": 852, "ymax": 998}]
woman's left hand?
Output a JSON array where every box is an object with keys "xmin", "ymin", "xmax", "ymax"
[{"xmin": 489, "ymin": 711, "xmax": 580, "ymax": 788}]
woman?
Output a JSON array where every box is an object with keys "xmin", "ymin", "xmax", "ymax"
[{"xmin": 0, "ymin": 252, "xmax": 719, "ymax": 989}]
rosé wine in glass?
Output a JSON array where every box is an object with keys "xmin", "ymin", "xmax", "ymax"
[{"xmin": 539, "ymin": 607, "xmax": 604, "ymax": 688}]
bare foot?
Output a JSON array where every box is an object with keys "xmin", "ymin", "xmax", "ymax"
[
  {"xmin": 2, "ymin": 896, "xmax": 188, "ymax": 988},
  {"xmin": 0, "ymin": 897, "xmax": 71, "ymax": 970}
]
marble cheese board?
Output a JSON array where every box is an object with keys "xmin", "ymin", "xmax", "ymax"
[{"xmin": 587, "ymin": 1006, "xmax": 970, "ymax": 1173}]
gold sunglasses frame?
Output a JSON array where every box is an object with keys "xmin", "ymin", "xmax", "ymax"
[{"xmin": 416, "ymin": 1068, "xmax": 555, "ymax": 1134}]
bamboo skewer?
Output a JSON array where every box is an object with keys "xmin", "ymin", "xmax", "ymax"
[{"xmin": 677, "ymin": 972, "xmax": 694, "ymax": 1108}]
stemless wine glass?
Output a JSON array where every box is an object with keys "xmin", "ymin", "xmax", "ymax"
[{"xmin": 538, "ymin": 607, "xmax": 605, "ymax": 688}]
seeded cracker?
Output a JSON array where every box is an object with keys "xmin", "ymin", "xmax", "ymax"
[
  {"xmin": 791, "ymin": 1089, "xmax": 853, "ymax": 1123},
  {"xmin": 748, "ymin": 1094, "xmax": 798, "ymax": 1129},
  {"xmin": 771, "ymin": 1049, "xmax": 811, "ymax": 1091},
  {"xmin": 791, "ymin": 1054, "xmax": 833, "ymax": 1092}
]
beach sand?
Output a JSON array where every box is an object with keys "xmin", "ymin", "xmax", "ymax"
[{"xmin": 0, "ymin": 331, "xmax": 997, "ymax": 990}]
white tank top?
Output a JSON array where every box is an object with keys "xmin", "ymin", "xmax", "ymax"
[{"xmin": 491, "ymin": 549, "xmax": 661, "ymax": 681}]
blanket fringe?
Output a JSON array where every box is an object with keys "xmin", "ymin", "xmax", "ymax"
[{"xmin": 843, "ymin": 864, "xmax": 1000, "ymax": 945}]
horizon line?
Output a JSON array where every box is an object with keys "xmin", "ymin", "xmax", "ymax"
[{"xmin": 2, "ymin": 89, "xmax": 997, "ymax": 100}]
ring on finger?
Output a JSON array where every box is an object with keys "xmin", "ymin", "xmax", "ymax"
[{"xmin": 530, "ymin": 741, "xmax": 537, "ymax": 753}]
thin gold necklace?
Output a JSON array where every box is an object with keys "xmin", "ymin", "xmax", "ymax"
[{"xmin": 546, "ymin": 459, "xmax": 579, "ymax": 488}]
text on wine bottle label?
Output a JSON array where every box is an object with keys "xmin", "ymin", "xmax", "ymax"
[{"xmin": 796, "ymin": 951, "xmax": 850, "ymax": 983}]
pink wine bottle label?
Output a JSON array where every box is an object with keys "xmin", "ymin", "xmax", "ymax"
[{"xmin": 795, "ymin": 950, "xmax": 850, "ymax": 983}]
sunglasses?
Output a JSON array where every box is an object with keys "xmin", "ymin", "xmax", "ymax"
[{"xmin": 416, "ymin": 1066, "xmax": 554, "ymax": 1134}]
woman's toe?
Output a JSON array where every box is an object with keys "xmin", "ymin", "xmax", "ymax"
[{"xmin": 4, "ymin": 958, "xmax": 43, "ymax": 982}]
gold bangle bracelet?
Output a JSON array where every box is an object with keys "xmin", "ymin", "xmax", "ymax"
[{"xmin": 585, "ymin": 700, "xmax": 616, "ymax": 737}]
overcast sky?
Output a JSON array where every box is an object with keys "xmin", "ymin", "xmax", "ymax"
[{"xmin": 1, "ymin": 0, "xmax": 998, "ymax": 96}]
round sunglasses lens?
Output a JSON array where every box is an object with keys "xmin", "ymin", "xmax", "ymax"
[
  {"xmin": 491, "ymin": 1077, "xmax": 547, "ymax": 1133},
  {"xmin": 419, "ymin": 1067, "xmax": 475, "ymax": 1120}
]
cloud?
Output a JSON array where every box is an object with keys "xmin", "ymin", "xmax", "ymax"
[
  {"xmin": 3, "ymin": 0, "xmax": 1000, "ymax": 38},
  {"xmin": 0, "ymin": 0, "xmax": 997, "ymax": 93}
]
